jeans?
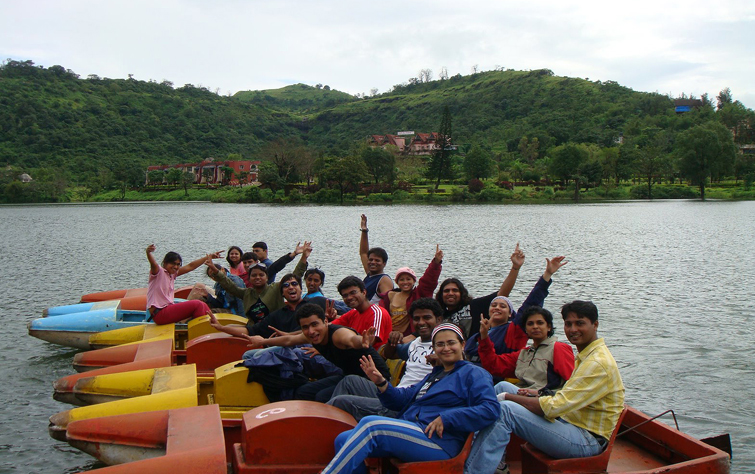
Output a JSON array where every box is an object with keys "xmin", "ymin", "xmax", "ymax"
[
  {"xmin": 326, "ymin": 375, "xmax": 397, "ymax": 421},
  {"xmin": 495, "ymin": 381, "xmax": 520, "ymax": 396},
  {"xmin": 465, "ymin": 401, "xmax": 603, "ymax": 474},
  {"xmin": 321, "ymin": 416, "xmax": 449, "ymax": 474}
]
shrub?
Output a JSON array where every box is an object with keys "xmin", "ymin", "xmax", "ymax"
[
  {"xmin": 392, "ymin": 189, "xmax": 410, "ymax": 201},
  {"xmin": 468, "ymin": 178, "xmax": 484, "ymax": 193},
  {"xmin": 363, "ymin": 193, "xmax": 393, "ymax": 202},
  {"xmin": 477, "ymin": 183, "xmax": 510, "ymax": 201},
  {"xmin": 310, "ymin": 188, "xmax": 340, "ymax": 203},
  {"xmin": 629, "ymin": 185, "xmax": 698, "ymax": 199},
  {"xmin": 450, "ymin": 187, "xmax": 471, "ymax": 202},
  {"xmin": 496, "ymin": 180, "xmax": 514, "ymax": 190},
  {"xmin": 244, "ymin": 186, "xmax": 274, "ymax": 203}
]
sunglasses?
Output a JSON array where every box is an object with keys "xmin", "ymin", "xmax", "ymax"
[{"xmin": 281, "ymin": 281, "xmax": 300, "ymax": 289}]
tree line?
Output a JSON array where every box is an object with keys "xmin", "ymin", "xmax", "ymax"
[{"xmin": 1, "ymin": 59, "xmax": 753, "ymax": 203}]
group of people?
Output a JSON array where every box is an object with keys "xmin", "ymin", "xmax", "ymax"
[{"xmin": 144, "ymin": 214, "xmax": 625, "ymax": 474}]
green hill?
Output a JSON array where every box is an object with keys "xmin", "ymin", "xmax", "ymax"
[
  {"xmin": 303, "ymin": 69, "xmax": 671, "ymax": 153},
  {"xmin": 2, "ymin": 59, "xmax": 750, "ymax": 203},
  {"xmin": 234, "ymin": 83, "xmax": 356, "ymax": 114}
]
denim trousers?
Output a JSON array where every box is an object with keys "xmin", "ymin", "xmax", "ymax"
[
  {"xmin": 464, "ymin": 400, "xmax": 603, "ymax": 474},
  {"xmin": 321, "ymin": 416, "xmax": 449, "ymax": 474}
]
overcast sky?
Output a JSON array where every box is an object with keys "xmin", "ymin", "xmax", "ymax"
[{"xmin": 2, "ymin": 0, "xmax": 754, "ymax": 109}]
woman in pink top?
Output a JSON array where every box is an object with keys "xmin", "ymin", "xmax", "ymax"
[
  {"xmin": 226, "ymin": 246, "xmax": 245, "ymax": 276},
  {"xmin": 146, "ymin": 244, "xmax": 223, "ymax": 325}
]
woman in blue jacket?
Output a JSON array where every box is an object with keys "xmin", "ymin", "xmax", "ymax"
[{"xmin": 321, "ymin": 323, "xmax": 500, "ymax": 474}]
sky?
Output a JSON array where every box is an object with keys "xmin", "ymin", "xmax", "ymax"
[{"xmin": 2, "ymin": 0, "xmax": 754, "ymax": 109}]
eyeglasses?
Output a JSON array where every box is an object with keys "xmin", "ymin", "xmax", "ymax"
[
  {"xmin": 282, "ymin": 281, "xmax": 300, "ymax": 289},
  {"xmin": 433, "ymin": 340, "xmax": 461, "ymax": 349}
]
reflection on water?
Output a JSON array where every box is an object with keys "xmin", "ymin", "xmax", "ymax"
[{"xmin": 1, "ymin": 201, "xmax": 752, "ymax": 473}]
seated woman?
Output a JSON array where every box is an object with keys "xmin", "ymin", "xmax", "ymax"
[
  {"xmin": 378, "ymin": 245, "xmax": 443, "ymax": 337},
  {"xmin": 464, "ymin": 255, "xmax": 567, "ymax": 363},
  {"xmin": 226, "ymin": 246, "xmax": 245, "ymax": 276},
  {"xmin": 320, "ymin": 323, "xmax": 500, "ymax": 474},
  {"xmin": 479, "ymin": 306, "xmax": 574, "ymax": 397},
  {"xmin": 146, "ymin": 244, "xmax": 222, "ymax": 325}
]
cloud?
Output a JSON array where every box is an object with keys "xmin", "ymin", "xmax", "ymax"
[{"xmin": 1, "ymin": 0, "xmax": 753, "ymax": 107}]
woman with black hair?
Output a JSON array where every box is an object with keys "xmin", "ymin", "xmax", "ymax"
[
  {"xmin": 478, "ymin": 306, "xmax": 575, "ymax": 397},
  {"xmin": 320, "ymin": 323, "xmax": 500, "ymax": 474},
  {"xmin": 226, "ymin": 246, "xmax": 245, "ymax": 276}
]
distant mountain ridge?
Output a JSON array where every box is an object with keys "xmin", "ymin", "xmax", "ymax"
[{"xmin": 1, "ymin": 60, "xmax": 674, "ymax": 181}]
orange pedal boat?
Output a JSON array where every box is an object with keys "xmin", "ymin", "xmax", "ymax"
[{"xmin": 66, "ymin": 404, "xmax": 226, "ymax": 473}]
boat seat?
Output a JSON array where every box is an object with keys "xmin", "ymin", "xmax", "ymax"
[
  {"xmin": 233, "ymin": 401, "xmax": 356, "ymax": 473},
  {"xmin": 521, "ymin": 406, "xmax": 627, "ymax": 474},
  {"xmin": 383, "ymin": 433, "xmax": 474, "ymax": 474},
  {"xmin": 186, "ymin": 332, "xmax": 248, "ymax": 376}
]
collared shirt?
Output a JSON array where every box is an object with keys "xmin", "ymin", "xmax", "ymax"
[{"xmin": 539, "ymin": 338, "xmax": 625, "ymax": 440}]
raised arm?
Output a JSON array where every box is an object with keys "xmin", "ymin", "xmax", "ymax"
[
  {"xmin": 359, "ymin": 214, "xmax": 370, "ymax": 274},
  {"xmin": 243, "ymin": 332, "xmax": 308, "ymax": 349},
  {"xmin": 542, "ymin": 255, "xmax": 567, "ymax": 282},
  {"xmin": 208, "ymin": 313, "xmax": 250, "ymax": 338},
  {"xmin": 207, "ymin": 263, "xmax": 249, "ymax": 300},
  {"xmin": 417, "ymin": 244, "xmax": 443, "ymax": 297},
  {"xmin": 178, "ymin": 250, "xmax": 223, "ymax": 276},
  {"xmin": 332, "ymin": 326, "xmax": 376, "ymax": 350},
  {"xmin": 497, "ymin": 242, "xmax": 524, "ymax": 296},
  {"xmin": 292, "ymin": 241, "xmax": 311, "ymax": 278},
  {"xmin": 146, "ymin": 244, "xmax": 160, "ymax": 275}
]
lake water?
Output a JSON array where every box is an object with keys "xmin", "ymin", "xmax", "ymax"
[{"xmin": 0, "ymin": 201, "xmax": 752, "ymax": 473}]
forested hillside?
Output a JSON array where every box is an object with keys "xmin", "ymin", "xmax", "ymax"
[{"xmin": 1, "ymin": 59, "xmax": 753, "ymax": 203}]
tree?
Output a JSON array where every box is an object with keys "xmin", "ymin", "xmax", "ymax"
[
  {"xmin": 549, "ymin": 143, "xmax": 589, "ymax": 201},
  {"xmin": 419, "ymin": 69, "xmax": 433, "ymax": 83},
  {"xmin": 180, "ymin": 171, "xmax": 194, "ymax": 196},
  {"xmin": 518, "ymin": 137, "xmax": 540, "ymax": 164},
  {"xmin": 258, "ymin": 161, "xmax": 284, "ymax": 191},
  {"xmin": 629, "ymin": 127, "xmax": 672, "ymax": 199},
  {"xmin": 426, "ymin": 106, "xmax": 454, "ymax": 191},
  {"xmin": 676, "ymin": 122, "xmax": 736, "ymax": 200},
  {"xmin": 237, "ymin": 170, "xmax": 250, "ymax": 186},
  {"xmin": 463, "ymin": 146, "xmax": 493, "ymax": 180},
  {"xmin": 716, "ymin": 87, "xmax": 733, "ymax": 111},
  {"xmin": 112, "ymin": 159, "xmax": 143, "ymax": 200},
  {"xmin": 165, "ymin": 168, "xmax": 183, "ymax": 185},
  {"xmin": 147, "ymin": 170, "xmax": 164, "ymax": 185},
  {"xmin": 319, "ymin": 155, "xmax": 367, "ymax": 203},
  {"xmin": 220, "ymin": 166, "xmax": 235, "ymax": 185},
  {"xmin": 260, "ymin": 139, "xmax": 310, "ymax": 185},
  {"xmin": 361, "ymin": 146, "xmax": 395, "ymax": 184}
]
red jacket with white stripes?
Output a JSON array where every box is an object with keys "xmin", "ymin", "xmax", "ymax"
[{"xmin": 331, "ymin": 304, "xmax": 393, "ymax": 349}]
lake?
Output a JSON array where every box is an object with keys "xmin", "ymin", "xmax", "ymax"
[{"xmin": 0, "ymin": 200, "xmax": 752, "ymax": 473}]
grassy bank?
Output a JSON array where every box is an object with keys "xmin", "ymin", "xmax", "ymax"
[{"xmin": 84, "ymin": 182, "xmax": 755, "ymax": 204}]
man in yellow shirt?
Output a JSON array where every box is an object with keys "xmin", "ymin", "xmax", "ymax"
[{"xmin": 465, "ymin": 300, "xmax": 625, "ymax": 474}]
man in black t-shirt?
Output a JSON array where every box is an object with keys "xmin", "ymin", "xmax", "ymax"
[{"xmin": 245, "ymin": 303, "xmax": 391, "ymax": 402}]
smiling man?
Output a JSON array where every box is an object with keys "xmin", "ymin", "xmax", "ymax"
[
  {"xmin": 331, "ymin": 276, "xmax": 392, "ymax": 349},
  {"xmin": 465, "ymin": 300, "xmax": 625, "ymax": 474},
  {"xmin": 326, "ymin": 298, "xmax": 444, "ymax": 420},
  {"xmin": 359, "ymin": 214, "xmax": 394, "ymax": 303},
  {"xmin": 208, "ymin": 273, "xmax": 328, "ymax": 340},
  {"xmin": 244, "ymin": 303, "xmax": 391, "ymax": 402}
]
